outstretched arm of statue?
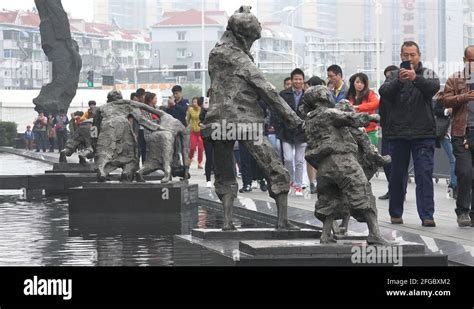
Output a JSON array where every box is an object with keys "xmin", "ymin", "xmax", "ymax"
[
  {"xmin": 235, "ymin": 60, "xmax": 303, "ymax": 130},
  {"xmin": 130, "ymin": 100, "xmax": 166, "ymax": 118},
  {"xmin": 330, "ymin": 109, "xmax": 371, "ymax": 128},
  {"xmin": 129, "ymin": 109, "xmax": 162, "ymax": 132}
]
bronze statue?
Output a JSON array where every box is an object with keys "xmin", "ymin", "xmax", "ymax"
[
  {"xmin": 93, "ymin": 91, "xmax": 168, "ymax": 182},
  {"xmin": 59, "ymin": 118, "xmax": 95, "ymax": 164},
  {"xmin": 33, "ymin": 0, "xmax": 82, "ymax": 115},
  {"xmin": 135, "ymin": 110, "xmax": 190, "ymax": 183},
  {"xmin": 302, "ymin": 86, "xmax": 389, "ymax": 245},
  {"xmin": 202, "ymin": 6, "xmax": 303, "ymax": 230}
]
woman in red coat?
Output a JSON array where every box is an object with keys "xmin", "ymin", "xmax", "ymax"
[{"xmin": 346, "ymin": 72, "xmax": 380, "ymax": 145}]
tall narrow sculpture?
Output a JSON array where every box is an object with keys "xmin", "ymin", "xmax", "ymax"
[
  {"xmin": 33, "ymin": 0, "xmax": 82, "ymax": 114},
  {"xmin": 202, "ymin": 6, "xmax": 303, "ymax": 230}
]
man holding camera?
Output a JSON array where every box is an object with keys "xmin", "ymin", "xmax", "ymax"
[
  {"xmin": 379, "ymin": 41, "xmax": 440, "ymax": 227},
  {"xmin": 442, "ymin": 45, "xmax": 474, "ymax": 227}
]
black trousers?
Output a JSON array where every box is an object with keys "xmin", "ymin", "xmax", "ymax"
[
  {"xmin": 56, "ymin": 129, "xmax": 67, "ymax": 152},
  {"xmin": 138, "ymin": 129, "xmax": 146, "ymax": 164},
  {"xmin": 381, "ymin": 136, "xmax": 392, "ymax": 190},
  {"xmin": 239, "ymin": 141, "xmax": 265, "ymax": 187},
  {"xmin": 203, "ymin": 138, "xmax": 213, "ymax": 182},
  {"xmin": 452, "ymin": 136, "xmax": 474, "ymax": 217}
]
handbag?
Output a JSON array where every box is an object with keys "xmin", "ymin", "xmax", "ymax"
[{"xmin": 435, "ymin": 116, "xmax": 450, "ymax": 139}]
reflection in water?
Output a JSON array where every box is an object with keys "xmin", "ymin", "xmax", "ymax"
[
  {"xmin": 0, "ymin": 195, "xmax": 263, "ymax": 266},
  {"xmin": 0, "ymin": 153, "xmax": 268, "ymax": 266}
]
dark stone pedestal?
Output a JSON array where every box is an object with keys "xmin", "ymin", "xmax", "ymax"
[
  {"xmin": 173, "ymin": 236, "xmax": 448, "ymax": 266},
  {"xmin": 21, "ymin": 188, "xmax": 43, "ymax": 201},
  {"xmin": 48, "ymin": 163, "xmax": 97, "ymax": 173},
  {"xmin": 191, "ymin": 228, "xmax": 321, "ymax": 240},
  {"xmin": 69, "ymin": 181, "xmax": 198, "ymax": 214},
  {"xmin": 69, "ymin": 207, "xmax": 198, "ymax": 237}
]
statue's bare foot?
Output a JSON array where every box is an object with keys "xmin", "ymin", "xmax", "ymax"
[
  {"xmin": 320, "ymin": 233, "xmax": 337, "ymax": 244},
  {"xmin": 276, "ymin": 220, "xmax": 300, "ymax": 231},
  {"xmin": 161, "ymin": 173, "xmax": 171, "ymax": 183},
  {"xmin": 366, "ymin": 234, "xmax": 389, "ymax": 246},
  {"xmin": 222, "ymin": 222, "xmax": 237, "ymax": 231}
]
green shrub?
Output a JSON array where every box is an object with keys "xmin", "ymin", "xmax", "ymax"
[{"xmin": 0, "ymin": 121, "xmax": 18, "ymax": 146}]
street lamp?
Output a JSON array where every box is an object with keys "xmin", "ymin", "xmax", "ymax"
[
  {"xmin": 154, "ymin": 49, "xmax": 161, "ymax": 69},
  {"xmin": 282, "ymin": 3, "xmax": 305, "ymax": 69},
  {"xmin": 255, "ymin": 5, "xmax": 301, "ymax": 69},
  {"xmin": 374, "ymin": 0, "xmax": 383, "ymax": 91}
]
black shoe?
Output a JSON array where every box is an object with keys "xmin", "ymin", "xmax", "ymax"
[
  {"xmin": 378, "ymin": 192, "xmax": 390, "ymax": 200},
  {"xmin": 457, "ymin": 213, "xmax": 471, "ymax": 227},
  {"xmin": 239, "ymin": 184, "xmax": 252, "ymax": 193},
  {"xmin": 422, "ymin": 219, "xmax": 436, "ymax": 227},
  {"xmin": 310, "ymin": 183, "xmax": 317, "ymax": 194},
  {"xmin": 259, "ymin": 180, "xmax": 268, "ymax": 192}
]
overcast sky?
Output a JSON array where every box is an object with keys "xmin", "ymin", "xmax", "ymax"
[{"xmin": 0, "ymin": 0, "xmax": 257, "ymax": 22}]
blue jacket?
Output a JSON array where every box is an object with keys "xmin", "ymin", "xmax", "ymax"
[
  {"xmin": 165, "ymin": 98, "xmax": 189, "ymax": 127},
  {"xmin": 332, "ymin": 82, "xmax": 348, "ymax": 104}
]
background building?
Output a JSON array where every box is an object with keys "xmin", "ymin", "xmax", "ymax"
[
  {"xmin": 0, "ymin": 9, "xmax": 151, "ymax": 90},
  {"xmin": 150, "ymin": 9, "xmax": 227, "ymax": 84},
  {"xmin": 93, "ymin": 0, "xmax": 219, "ymax": 31}
]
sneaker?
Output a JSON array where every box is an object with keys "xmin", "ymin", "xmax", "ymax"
[
  {"xmin": 259, "ymin": 180, "xmax": 268, "ymax": 192},
  {"xmin": 390, "ymin": 217, "xmax": 403, "ymax": 224},
  {"xmin": 378, "ymin": 192, "xmax": 390, "ymax": 200},
  {"xmin": 422, "ymin": 219, "xmax": 436, "ymax": 227},
  {"xmin": 206, "ymin": 181, "xmax": 213, "ymax": 188},
  {"xmin": 457, "ymin": 213, "xmax": 471, "ymax": 227},
  {"xmin": 295, "ymin": 187, "xmax": 303, "ymax": 196},
  {"xmin": 310, "ymin": 183, "xmax": 317, "ymax": 194},
  {"xmin": 239, "ymin": 184, "xmax": 252, "ymax": 193}
]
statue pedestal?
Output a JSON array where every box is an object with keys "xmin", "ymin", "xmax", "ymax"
[
  {"xmin": 68, "ymin": 181, "xmax": 198, "ymax": 214},
  {"xmin": 49, "ymin": 163, "xmax": 97, "ymax": 173},
  {"xmin": 191, "ymin": 228, "xmax": 321, "ymax": 240},
  {"xmin": 173, "ymin": 232, "xmax": 448, "ymax": 266}
]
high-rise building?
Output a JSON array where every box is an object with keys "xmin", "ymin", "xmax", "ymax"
[
  {"xmin": 255, "ymin": 0, "xmax": 337, "ymax": 36},
  {"xmin": 332, "ymin": 0, "xmax": 466, "ymax": 85},
  {"xmin": 93, "ymin": 0, "xmax": 219, "ymax": 31},
  {"xmin": 464, "ymin": 0, "xmax": 474, "ymax": 46}
]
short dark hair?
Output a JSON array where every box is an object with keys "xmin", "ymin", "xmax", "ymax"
[
  {"xmin": 327, "ymin": 65, "xmax": 343, "ymax": 78},
  {"xmin": 290, "ymin": 69, "xmax": 305, "ymax": 80},
  {"xmin": 88, "ymin": 100, "xmax": 96, "ymax": 106},
  {"xmin": 136, "ymin": 88, "xmax": 146, "ymax": 97},
  {"xmin": 306, "ymin": 76, "xmax": 326, "ymax": 87},
  {"xmin": 130, "ymin": 92, "xmax": 137, "ymax": 100},
  {"xmin": 384, "ymin": 65, "xmax": 399, "ymax": 76},
  {"xmin": 172, "ymin": 85, "xmax": 182, "ymax": 93},
  {"xmin": 284, "ymin": 77, "xmax": 291, "ymax": 85},
  {"xmin": 401, "ymin": 41, "xmax": 421, "ymax": 55},
  {"xmin": 198, "ymin": 97, "xmax": 204, "ymax": 107},
  {"xmin": 465, "ymin": 45, "xmax": 474, "ymax": 57}
]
